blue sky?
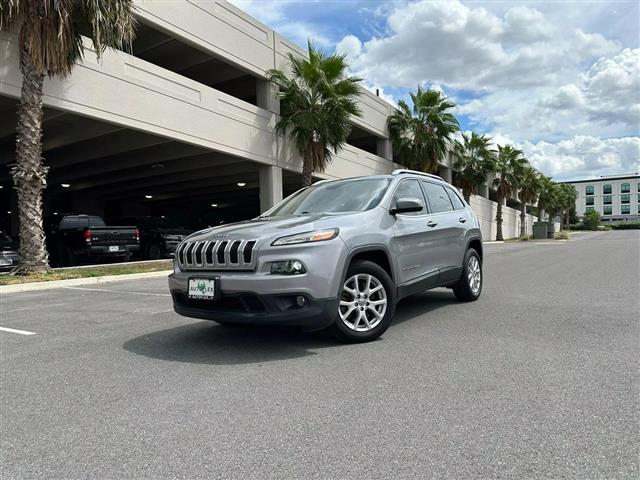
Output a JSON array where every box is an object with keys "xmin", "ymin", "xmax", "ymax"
[{"xmin": 232, "ymin": 0, "xmax": 639, "ymax": 180}]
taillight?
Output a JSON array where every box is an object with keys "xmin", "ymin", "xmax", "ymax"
[
  {"xmin": 135, "ymin": 229, "xmax": 140, "ymax": 242},
  {"xmin": 83, "ymin": 229, "xmax": 92, "ymax": 242}
]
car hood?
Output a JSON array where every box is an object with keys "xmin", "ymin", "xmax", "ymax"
[{"xmin": 185, "ymin": 213, "xmax": 358, "ymax": 243}]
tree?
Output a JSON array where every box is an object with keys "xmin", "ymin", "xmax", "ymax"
[
  {"xmin": 1, "ymin": 0, "xmax": 137, "ymax": 274},
  {"xmin": 517, "ymin": 165, "xmax": 542, "ymax": 238},
  {"xmin": 267, "ymin": 42, "xmax": 362, "ymax": 187},
  {"xmin": 388, "ymin": 86, "xmax": 460, "ymax": 173},
  {"xmin": 452, "ymin": 132, "xmax": 496, "ymax": 202},
  {"xmin": 493, "ymin": 145, "xmax": 527, "ymax": 241},
  {"xmin": 536, "ymin": 175, "xmax": 556, "ymax": 221},
  {"xmin": 583, "ymin": 209, "xmax": 600, "ymax": 230},
  {"xmin": 558, "ymin": 183, "xmax": 578, "ymax": 229}
]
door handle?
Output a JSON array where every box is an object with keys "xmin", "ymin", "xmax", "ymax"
[
  {"xmin": 427, "ymin": 221, "xmax": 438, "ymax": 227},
  {"xmin": 458, "ymin": 217, "xmax": 467, "ymax": 223}
]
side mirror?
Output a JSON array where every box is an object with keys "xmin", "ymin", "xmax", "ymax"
[{"xmin": 390, "ymin": 197, "xmax": 424, "ymax": 215}]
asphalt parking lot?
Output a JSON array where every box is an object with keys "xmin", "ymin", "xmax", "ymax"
[{"xmin": 1, "ymin": 230, "xmax": 638, "ymax": 479}]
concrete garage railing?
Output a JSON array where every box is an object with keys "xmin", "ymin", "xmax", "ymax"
[{"xmin": 469, "ymin": 195, "xmax": 538, "ymax": 240}]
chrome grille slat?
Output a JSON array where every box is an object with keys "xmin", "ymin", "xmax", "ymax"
[{"xmin": 177, "ymin": 238, "xmax": 257, "ymax": 271}]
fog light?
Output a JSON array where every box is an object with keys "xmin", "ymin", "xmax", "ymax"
[
  {"xmin": 270, "ymin": 260, "xmax": 306, "ymax": 275},
  {"xmin": 296, "ymin": 295, "xmax": 306, "ymax": 307}
]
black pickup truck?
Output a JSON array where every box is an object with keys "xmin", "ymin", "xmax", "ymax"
[
  {"xmin": 112, "ymin": 216, "xmax": 193, "ymax": 260},
  {"xmin": 46, "ymin": 215, "xmax": 140, "ymax": 267}
]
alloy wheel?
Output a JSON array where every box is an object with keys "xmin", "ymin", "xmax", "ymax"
[
  {"xmin": 339, "ymin": 274, "xmax": 387, "ymax": 332},
  {"xmin": 468, "ymin": 256, "xmax": 481, "ymax": 294}
]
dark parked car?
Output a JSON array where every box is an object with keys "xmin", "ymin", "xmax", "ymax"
[
  {"xmin": 46, "ymin": 214, "xmax": 140, "ymax": 267},
  {"xmin": 113, "ymin": 216, "xmax": 193, "ymax": 260},
  {"xmin": 0, "ymin": 231, "xmax": 19, "ymax": 271}
]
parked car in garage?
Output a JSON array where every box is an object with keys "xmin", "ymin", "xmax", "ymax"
[
  {"xmin": 46, "ymin": 214, "xmax": 140, "ymax": 267},
  {"xmin": 169, "ymin": 169, "xmax": 483, "ymax": 343},
  {"xmin": 0, "ymin": 231, "xmax": 19, "ymax": 271},
  {"xmin": 112, "ymin": 216, "xmax": 193, "ymax": 260}
]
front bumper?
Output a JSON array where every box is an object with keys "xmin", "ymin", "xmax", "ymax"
[{"xmin": 171, "ymin": 287, "xmax": 338, "ymax": 330}]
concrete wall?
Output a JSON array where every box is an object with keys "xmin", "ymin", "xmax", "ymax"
[{"xmin": 469, "ymin": 195, "xmax": 538, "ymax": 240}]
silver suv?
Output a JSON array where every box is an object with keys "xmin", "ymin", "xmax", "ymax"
[{"xmin": 169, "ymin": 169, "xmax": 483, "ymax": 342}]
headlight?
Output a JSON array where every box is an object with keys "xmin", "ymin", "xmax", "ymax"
[
  {"xmin": 270, "ymin": 260, "xmax": 306, "ymax": 275},
  {"xmin": 272, "ymin": 228, "xmax": 339, "ymax": 246}
]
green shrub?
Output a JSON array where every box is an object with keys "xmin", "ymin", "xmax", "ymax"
[
  {"xmin": 583, "ymin": 210, "xmax": 600, "ymax": 230},
  {"xmin": 609, "ymin": 221, "xmax": 640, "ymax": 230},
  {"xmin": 554, "ymin": 231, "xmax": 569, "ymax": 240}
]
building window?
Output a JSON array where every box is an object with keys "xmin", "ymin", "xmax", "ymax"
[
  {"xmin": 621, "ymin": 194, "xmax": 630, "ymax": 204},
  {"xmin": 637, "ymin": 182, "xmax": 640, "ymax": 192},
  {"xmin": 603, "ymin": 184, "xmax": 612, "ymax": 194},
  {"xmin": 603, "ymin": 195, "xmax": 612, "ymax": 205},
  {"xmin": 585, "ymin": 185, "xmax": 594, "ymax": 195},
  {"xmin": 621, "ymin": 205, "xmax": 630, "ymax": 214},
  {"xmin": 603, "ymin": 206, "xmax": 612, "ymax": 215},
  {"xmin": 586, "ymin": 197, "xmax": 594, "ymax": 206},
  {"xmin": 585, "ymin": 206, "xmax": 595, "ymax": 212},
  {"xmin": 621, "ymin": 183, "xmax": 630, "ymax": 193}
]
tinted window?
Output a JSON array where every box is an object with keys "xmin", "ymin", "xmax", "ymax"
[
  {"xmin": 621, "ymin": 183, "xmax": 630, "ymax": 193},
  {"xmin": 392, "ymin": 179, "xmax": 426, "ymax": 216},
  {"xmin": 585, "ymin": 185, "xmax": 594, "ymax": 195},
  {"xmin": 61, "ymin": 217, "xmax": 89, "ymax": 229},
  {"xmin": 422, "ymin": 181, "xmax": 453, "ymax": 213},
  {"xmin": 603, "ymin": 184, "xmax": 612, "ymax": 194},
  {"xmin": 88, "ymin": 216, "xmax": 105, "ymax": 227},
  {"xmin": 265, "ymin": 178, "xmax": 391, "ymax": 217},
  {"xmin": 445, "ymin": 187, "xmax": 465, "ymax": 210}
]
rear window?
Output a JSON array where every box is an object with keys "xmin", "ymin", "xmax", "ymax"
[{"xmin": 61, "ymin": 217, "xmax": 89, "ymax": 229}]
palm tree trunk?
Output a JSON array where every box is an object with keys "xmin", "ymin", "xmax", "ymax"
[
  {"xmin": 520, "ymin": 200, "xmax": 527, "ymax": 238},
  {"xmin": 495, "ymin": 194, "xmax": 504, "ymax": 241},
  {"xmin": 11, "ymin": 42, "xmax": 49, "ymax": 273},
  {"xmin": 301, "ymin": 155, "xmax": 313, "ymax": 186}
]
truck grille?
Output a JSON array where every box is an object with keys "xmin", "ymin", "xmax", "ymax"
[{"xmin": 176, "ymin": 240, "xmax": 257, "ymax": 270}]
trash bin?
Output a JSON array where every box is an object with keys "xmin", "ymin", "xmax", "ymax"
[
  {"xmin": 547, "ymin": 222, "xmax": 556, "ymax": 239},
  {"xmin": 532, "ymin": 222, "xmax": 548, "ymax": 239}
]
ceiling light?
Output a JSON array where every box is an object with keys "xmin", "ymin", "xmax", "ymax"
[
  {"xmin": 145, "ymin": 195, "xmax": 153, "ymax": 199},
  {"xmin": 61, "ymin": 183, "xmax": 70, "ymax": 188},
  {"xmin": 211, "ymin": 203, "xmax": 218, "ymax": 207},
  {"xmin": 7, "ymin": 210, "xmax": 11, "ymax": 214},
  {"xmin": 0, "ymin": 185, "xmax": 3, "ymax": 189},
  {"xmin": 236, "ymin": 182, "xmax": 246, "ymax": 187},
  {"xmin": 53, "ymin": 212, "xmax": 59, "ymax": 215}
]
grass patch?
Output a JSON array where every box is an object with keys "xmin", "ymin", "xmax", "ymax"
[
  {"xmin": 554, "ymin": 231, "xmax": 570, "ymax": 240},
  {"xmin": 0, "ymin": 260, "xmax": 171, "ymax": 285}
]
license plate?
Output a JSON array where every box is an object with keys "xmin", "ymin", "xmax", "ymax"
[
  {"xmin": 109, "ymin": 246, "xmax": 120, "ymax": 252},
  {"xmin": 188, "ymin": 278, "xmax": 216, "ymax": 300}
]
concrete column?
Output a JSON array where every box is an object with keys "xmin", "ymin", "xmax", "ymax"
[
  {"xmin": 376, "ymin": 138, "xmax": 393, "ymax": 161},
  {"xmin": 478, "ymin": 183, "xmax": 490, "ymax": 199},
  {"xmin": 438, "ymin": 165, "xmax": 452, "ymax": 184},
  {"xmin": 259, "ymin": 165, "xmax": 283, "ymax": 213},
  {"xmin": 256, "ymin": 79, "xmax": 280, "ymax": 115}
]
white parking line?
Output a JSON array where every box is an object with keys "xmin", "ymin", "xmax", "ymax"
[
  {"xmin": 0, "ymin": 326, "xmax": 36, "ymax": 336},
  {"xmin": 63, "ymin": 286, "xmax": 171, "ymax": 297}
]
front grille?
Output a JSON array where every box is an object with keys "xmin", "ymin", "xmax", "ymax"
[{"xmin": 176, "ymin": 239, "xmax": 257, "ymax": 270}]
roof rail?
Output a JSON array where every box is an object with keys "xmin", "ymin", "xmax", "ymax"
[{"xmin": 391, "ymin": 169, "xmax": 443, "ymax": 181}]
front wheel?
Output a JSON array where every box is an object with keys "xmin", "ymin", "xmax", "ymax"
[
  {"xmin": 453, "ymin": 248, "xmax": 482, "ymax": 301},
  {"xmin": 330, "ymin": 260, "xmax": 396, "ymax": 343}
]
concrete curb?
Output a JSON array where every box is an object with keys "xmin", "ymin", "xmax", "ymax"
[
  {"xmin": 0, "ymin": 270, "xmax": 172, "ymax": 295},
  {"xmin": 483, "ymin": 241, "xmax": 505, "ymax": 244}
]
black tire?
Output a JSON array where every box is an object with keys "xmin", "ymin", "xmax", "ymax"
[
  {"xmin": 147, "ymin": 243, "xmax": 164, "ymax": 260},
  {"xmin": 453, "ymin": 248, "xmax": 482, "ymax": 302},
  {"xmin": 330, "ymin": 259, "xmax": 396, "ymax": 343}
]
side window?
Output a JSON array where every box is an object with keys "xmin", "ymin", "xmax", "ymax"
[
  {"xmin": 445, "ymin": 187, "xmax": 465, "ymax": 210},
  {"xmin": 392, "ymin": 179, "xmax": 426, "ymax": 216},
  {"xmin": 422, "ymin": 181, "xmax": 453, "ymax": 213}
]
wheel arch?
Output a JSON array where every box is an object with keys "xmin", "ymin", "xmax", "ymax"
[{"xmin": 466, "ymin": 237, "xmax": 483, "ymax": 261}]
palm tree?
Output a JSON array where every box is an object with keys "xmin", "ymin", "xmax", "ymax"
[
  {"xmin": 267, "ymin": 42, "xmax": 362, "ymax": 186},
  {"xmin": 1, "ymin": 1, "xmax": 136, "ymax": 273},
  {"xmin": 537, "ymin": 175, "xmax": 557, "ymax": 222},
  {"xmin": 558, "ymin": 183, "xmax": 578, "ymax": 229},
  {"xmin": 388, "ymin": 87, "xmax": 460, "ymax": 173},
  {"xmin": 493, "ymin": 145, "xmax": 527, "ymax": 241},
  {"xmin": 452, "ymin": 132, "xmax": 496, "ymax": 202},
  {"xmin": 517, "ymin": 165, "xmax": 542, "ymax": 238}
]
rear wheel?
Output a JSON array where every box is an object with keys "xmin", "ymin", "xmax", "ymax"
[
  {"xmin": 147, "ymin": 243, "xmax": 163, "ymax": 260},
  {"xmin": 330, "ymin": 260, "xmax": 395, "ymax": 343},
  {"xmin": 453, "ymin": 248, "xmax": 482, "ymax": 301}
]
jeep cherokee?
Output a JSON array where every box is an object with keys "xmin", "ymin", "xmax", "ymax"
[{"xmin": 169, "ymin": 169, "xmax": 483, "ymax": 342}]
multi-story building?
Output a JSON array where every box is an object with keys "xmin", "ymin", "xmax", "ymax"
[
  {"xmin": 0, "ymin": 0, "xmax": 536, "ymax": 240},
  {"xmin": 565, "ymin": 174, "xmax": 640, "ymax": 222}
]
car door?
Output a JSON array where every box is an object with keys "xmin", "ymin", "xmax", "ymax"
[
  {"xmin": 444, "ymin": 186, "xmax": 471, "ymax": 269},
  {"xmin": 420, "ymin": 180, "xmax": 460, "ymax": 276},
  {"xmin": 390, "ymin": 179, "xmax": 437, "ymax": 285}
]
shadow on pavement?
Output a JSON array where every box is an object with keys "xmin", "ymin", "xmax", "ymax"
[{"xmin": 122, "ymin": 289, "xmax": 457, "ymax": 365}]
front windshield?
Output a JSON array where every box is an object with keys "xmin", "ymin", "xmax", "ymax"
[{"xmin": 265, "ymin": 178, "xmax": 391, "ymax": 217}]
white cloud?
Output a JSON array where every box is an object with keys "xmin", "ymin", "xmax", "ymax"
[
  {"xmin": 521, "ymin": 136, "xmax": 640, "ymax": 180},
  {"xmin": 336, "ymin": 35, "xmax": 362, "ymax": 61}
]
